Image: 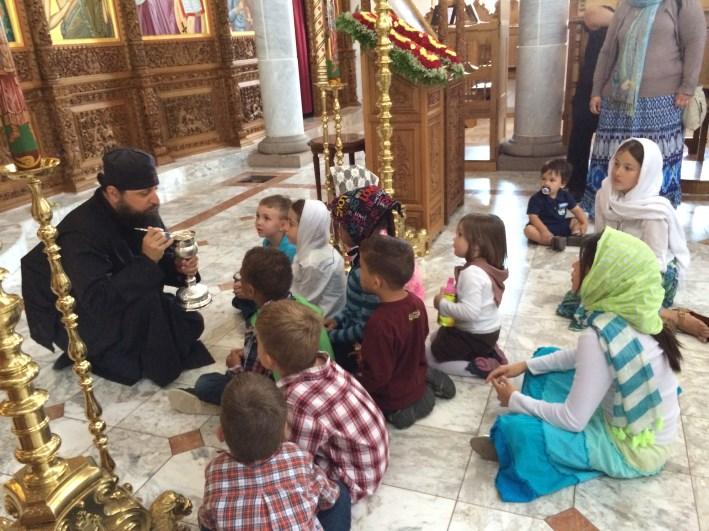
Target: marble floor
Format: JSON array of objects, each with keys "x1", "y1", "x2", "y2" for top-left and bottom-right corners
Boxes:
[{"x1": 1, "y1": 118, "x2": 708, "y2": 530}]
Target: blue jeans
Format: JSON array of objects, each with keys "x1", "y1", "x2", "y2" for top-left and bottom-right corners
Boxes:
[
  {"x1": 193, "y1": 371, "x2": 232, "y2": 405},
  {"x1": 317, "y1": 480, "x2": 351, "y2": 531}
]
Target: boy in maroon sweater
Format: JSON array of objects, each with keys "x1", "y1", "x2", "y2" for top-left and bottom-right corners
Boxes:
[{"x1": 358, "y1": 235, "x2": 456, "y2": 429}]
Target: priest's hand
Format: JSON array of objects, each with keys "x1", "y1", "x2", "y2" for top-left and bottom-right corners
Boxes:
[
  {"x1": 142, "y1": 227, "x2": 173, "y2": 263},
  {"x1": 176, "y1": 256, "x2": 199, "y2": 276}
]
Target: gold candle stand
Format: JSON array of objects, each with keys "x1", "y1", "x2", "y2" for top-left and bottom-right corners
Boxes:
[
  {"x1": 374, "y1": 1, "x2": 430, "y2": 256},
  {"x1": 327, "y1": 80, "x2": 345, "y2": 167},
  {"x1": 0, "y1": 158, "x2": 191, "y2": 529}
]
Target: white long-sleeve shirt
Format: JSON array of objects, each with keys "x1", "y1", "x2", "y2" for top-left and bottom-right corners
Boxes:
[
  {"x1": 509, "y1": 330, "x2": 680, "y2": 445},
  {"x1": 438, "y1": 265, "x2": 500, "y2": 334}
]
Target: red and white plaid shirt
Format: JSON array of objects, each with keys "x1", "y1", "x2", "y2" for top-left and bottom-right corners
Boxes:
[
  {"x1": 198, "y1": 442, "x2": 339, "y2": 531},
  {"x1": 277, "y1": 355, "x2": 390, "y2": 503}
]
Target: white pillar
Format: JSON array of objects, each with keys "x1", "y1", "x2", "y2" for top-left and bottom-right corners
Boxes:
[
  {"x1": 251, "y1": 0, "x2": 309, "y2": 154},
  {"x1": 499, "y1": 0, "x2": 568, "y2": 169}
]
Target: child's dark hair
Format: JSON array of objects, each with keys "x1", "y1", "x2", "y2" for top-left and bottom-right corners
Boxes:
[
  {"x1": 457, "y1": 213, "x2": 507, "y2": 269},
  {"x1": 615, "y1": 139, "x2": 645, "y2": 166},
  {"x1": 240, "y1": 247, "x2": 292, "y2": 301},
  {"x1": 359, "y1": 235, "x2": 414, "y2": 289},
  {"x1": 371, "y1": 211, "x2": 396, "y2": 238},
  {"x1": 259, "y1": 195, "x2": 292, "y2": 218},
  {"x1": 578, "y1": 231, "x2": 682, "y2": 372},
  {"x1": 255, "y1": 300, "x2": 321, "y2": 375},
  {"x1": 291, "y1": 199, "x2": 305, "y2": 222},
  {"x1": 541, "y1": 158, "x2": 573, "y2": 185},
  {"x1": 220, "y1": 372, "x2": 286, "y2": 464}
]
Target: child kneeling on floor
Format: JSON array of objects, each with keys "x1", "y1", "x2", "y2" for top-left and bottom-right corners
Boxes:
[
  {"x1": 198, "y1": 372, "x2": 349, "y2": 531},
  {"x1": 358, "y1": 235, "x2": 456, "y2": 429},
  {"x1": 255, "y1": 300, "x2": 389, "y2": 506},
  {"x1": 167, "y1": 246, "x2": 334, "y2": 414}
]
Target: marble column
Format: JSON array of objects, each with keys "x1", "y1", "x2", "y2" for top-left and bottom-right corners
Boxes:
[
  {"x1": 250, "y1": 0, "x2": 308, "y2": 155},
  {"x1": 499, "y1": 0, "x2": 568, "y2": 170}
]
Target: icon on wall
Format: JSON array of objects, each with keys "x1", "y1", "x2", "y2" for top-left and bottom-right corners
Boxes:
[
  {"x1": 136, "y1": 0, "x2": 209, "y2": 38},
  {"x1": 44, "y1": 0, "x2": 119, "y2": 44},
  {"x1": 228, "y1": 0, "x2": 253, "y2": 35}
]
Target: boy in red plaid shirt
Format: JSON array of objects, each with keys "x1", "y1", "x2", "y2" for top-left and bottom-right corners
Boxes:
[
  {"x1": 198, "y1": 372, "x2": 350, "y2": 531},
  {"x1": 256, "y1": 300, "x2": 389, "y2": 505}
]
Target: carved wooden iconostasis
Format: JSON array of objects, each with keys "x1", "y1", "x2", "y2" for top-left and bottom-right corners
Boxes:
[{"x1": 0, "y1": 0, "x2": 264, "y2": 211}]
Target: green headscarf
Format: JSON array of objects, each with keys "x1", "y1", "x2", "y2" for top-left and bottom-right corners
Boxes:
[{"x1": 579, "y1": 227, "x2": 664, "y2": 334}]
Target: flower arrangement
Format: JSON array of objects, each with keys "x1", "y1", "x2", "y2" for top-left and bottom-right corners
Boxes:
[{"x1": 336, "y1": 10, "x2": 464, "y2": 86}]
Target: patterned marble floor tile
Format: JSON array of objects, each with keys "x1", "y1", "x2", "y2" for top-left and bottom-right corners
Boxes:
[
  {"x1": 34, "y1": 364, "x2": 84, "y2": 407},
  {"x1": 458, "y1": 452, "x2": 574, "y2": 519},
  {"x1": 693, "y1": 475, "x2": 709, "y2": 531},
  {"x1": 87, "y1": 427, "x2": 172, "y2": 492},
  {"x1": 416, "y1": 376, "x2": 491, "y2": 434},
  {"x1": 199, "y1": 415, "x2": 227, "y2": 451},
  {"x1": 51, "y1": 416, "x2": 95, "y2": 460},
  {"x1": 0, "y1": 417, "x2": 22, "y2": 476},
  {"x1": 574, "y1": 472, "x2": 699, "y2": 531},
  {"x1": 136, "y1": 446, "x2": 219, "y2": 527},
  {"x1": 64, "y1": 378, "x2": 160, "y2": 427},
  {"x1": 683, "y1": 415, "x2": 709, "y2": 478},
  {"x1": 678, "y1": 362, "x2": 709, "y2": 420},
  {"x1": 0, "y1": 472, "x2": 12, "y2": 520},
  {"x1": 504, "y1": 314, "x2": 580, "y2": 354},
  {"x1": 516, "y1": 287, "x2": 573, "y2": 319},
  {"x1": 351, "y1": 484, "x2": 455, "y2": 531},
  {"x1": 664, "y1": 416, "x2": 690, "y2": 475},
  {"x1": 524, "y1": 269, "x2": 574, "y2": 293},
  {"x1": 449, "y1": 502, "x2": 552, "y2": 530},
  {"x1": 116, "y1": 389, "x2": 210, "y2": 438},
  {"x1": 382, "y1": 424, "x2": 472, "y2": 500},
  {"x1": 530, "y1": 246, "x2": 580, "y2": 271}
]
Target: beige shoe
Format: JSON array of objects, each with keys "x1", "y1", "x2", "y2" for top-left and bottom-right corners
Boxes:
[{"x1": 167, "y1": 388, "x2": 221, "y2": 415}]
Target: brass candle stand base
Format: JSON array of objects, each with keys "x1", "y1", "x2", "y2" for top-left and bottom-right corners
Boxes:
[{"x1": 0, "y1": 159, "x2": 192, "y2": 530}]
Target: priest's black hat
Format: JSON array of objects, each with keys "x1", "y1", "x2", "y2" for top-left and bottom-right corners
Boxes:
[{"x1": 97, "y1": 148, "x2": 159, "y2": 190}]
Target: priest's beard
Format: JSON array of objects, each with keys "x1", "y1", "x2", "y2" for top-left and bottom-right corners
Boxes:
[{"x1": 114, "y1": 200, "x2": 162, "y2": 228}]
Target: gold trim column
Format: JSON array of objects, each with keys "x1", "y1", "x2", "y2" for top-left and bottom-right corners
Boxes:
[{"x1": 374, "y1": 0, "x2": 395, "y2": 196}]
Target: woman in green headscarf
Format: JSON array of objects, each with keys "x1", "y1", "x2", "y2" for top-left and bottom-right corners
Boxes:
[{"x1": 471, "y1": 228, "x2": 683, "y2": 502}]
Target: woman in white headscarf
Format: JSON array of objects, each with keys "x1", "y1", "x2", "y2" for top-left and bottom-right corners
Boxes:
[
  {"x1": 595, "y1": 137, "x2": 707, "y2": 342},
  {"x1": 286, "y1": 199, "x2": 347, "y2": 319}
]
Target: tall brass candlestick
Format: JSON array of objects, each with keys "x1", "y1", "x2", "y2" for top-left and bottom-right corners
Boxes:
[
  {"x1": 1, "y1": 158, "x2": 115, "y2": 474},
  {"x1": 330, "y1": 81, "x2": 345, "y2": 166},
  {"x1": 313, "y1": 0, "x2": 334, "y2": 199},
  {"x1": 375, "y1": 0, "x2": 395, "y2": 196}
]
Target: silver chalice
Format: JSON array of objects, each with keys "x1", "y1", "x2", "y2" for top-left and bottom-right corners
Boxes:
[{"x1": 172, "y1": 229, "x2": 212, "y2": 311}]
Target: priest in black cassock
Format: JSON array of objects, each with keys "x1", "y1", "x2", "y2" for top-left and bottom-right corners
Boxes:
[{"x1": 21, "y1": 148, "x2": 214, "y2": 386}]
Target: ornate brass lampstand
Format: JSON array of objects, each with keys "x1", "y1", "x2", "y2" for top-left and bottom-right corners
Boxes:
[
  {"x1": 374, "y1": 0, "x2": 429, "y2": 256},
  {"x1": 314, "y1": 0, "x2": 336, "y2": 202},
  {"x1": 0, "y1": 159, "x2": 191, "y2": 529}
]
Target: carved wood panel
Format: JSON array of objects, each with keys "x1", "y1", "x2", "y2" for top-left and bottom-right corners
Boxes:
[{"x1": 1, "y1": 0, "x2": 263, "y2": 211}]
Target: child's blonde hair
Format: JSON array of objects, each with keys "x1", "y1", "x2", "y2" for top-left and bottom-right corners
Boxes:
[
  {"x1": 255, "y1": 300, "x2": 321, "y2": 375},
  {"x1": 457, "y1": 213, "x2": 507, "y2": 269},
  {"x1": 259, "y1": 195, "x2": 292, "y2": 219}
]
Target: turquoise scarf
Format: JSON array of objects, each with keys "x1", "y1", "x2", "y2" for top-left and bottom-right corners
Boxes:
[{"x1": 610, "y1": 0, "x2": 663, "y2": 116}]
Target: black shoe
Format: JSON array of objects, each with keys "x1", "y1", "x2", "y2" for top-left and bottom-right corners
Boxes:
[
  {"x1": 551, "y1": 236, "x2": 567, "y2": 251},
  {"x1": 52, "y1": 352, "x2": 72, "y2": 370},
  {"x1": 426, "y1": 368, "x2": 456, "y2": 399},
  {"x1": 566, "y1": 235, "x2": 584, "y2": 247}
]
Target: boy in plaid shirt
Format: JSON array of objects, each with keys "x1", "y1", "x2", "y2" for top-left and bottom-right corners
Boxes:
[
  {"x1": 256, "y1": 300, "x2": 390, "y2": 504},
  {"x1": 198, "y1": 372, "x2": 349, "y2": 531}
]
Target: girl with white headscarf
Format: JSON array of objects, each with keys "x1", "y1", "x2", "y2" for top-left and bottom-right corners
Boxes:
[
  {"x1": 595, "y1": 137, "x2": 707, "y2": 342},
  {"x1": 286, "y1": 199, "x2": 346, "y2": 319}
]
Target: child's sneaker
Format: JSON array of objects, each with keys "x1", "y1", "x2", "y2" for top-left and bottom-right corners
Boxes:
[
  {"x1": 167, "y1": 388, "x2": 221, "y2": 415},
  {"x1": 426, "y1": 368, "x2": 456, "y2": 399},
  {"x1": 551, "y1": 236, "x2": 566, "y2": 251}
]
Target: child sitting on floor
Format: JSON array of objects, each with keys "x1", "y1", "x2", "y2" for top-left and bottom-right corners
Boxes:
[
  {"x1": 287, "y1": 199, "x2": 347, "y2": 319},
  {"x1": 198, "y1": 372, "x2": 349, "y2": 531},
  {"x1": 429, "y1": 213, "x2": 509, "y2": 378},
  {"x1": 524, "y1": 158, "x2": 588, "y2": 251},
  {"x1": 233, "y1": 194, "x2": 296, "y2": 321},
  {"x1": 167, "y1": 247, "x2": 334, "y2": 414},
  {"x1": 594, "y1": 138, "x2": 707, "y2": 342},
  {"x1": 358, "y1": 235, "x2": 456, "y2": 429},
  {"x1": 327, "y1": 185, "x2": 424, "y2": 373},
  {"x1": 255, "y1": 300, "x2": 389, "y2": 505}
]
